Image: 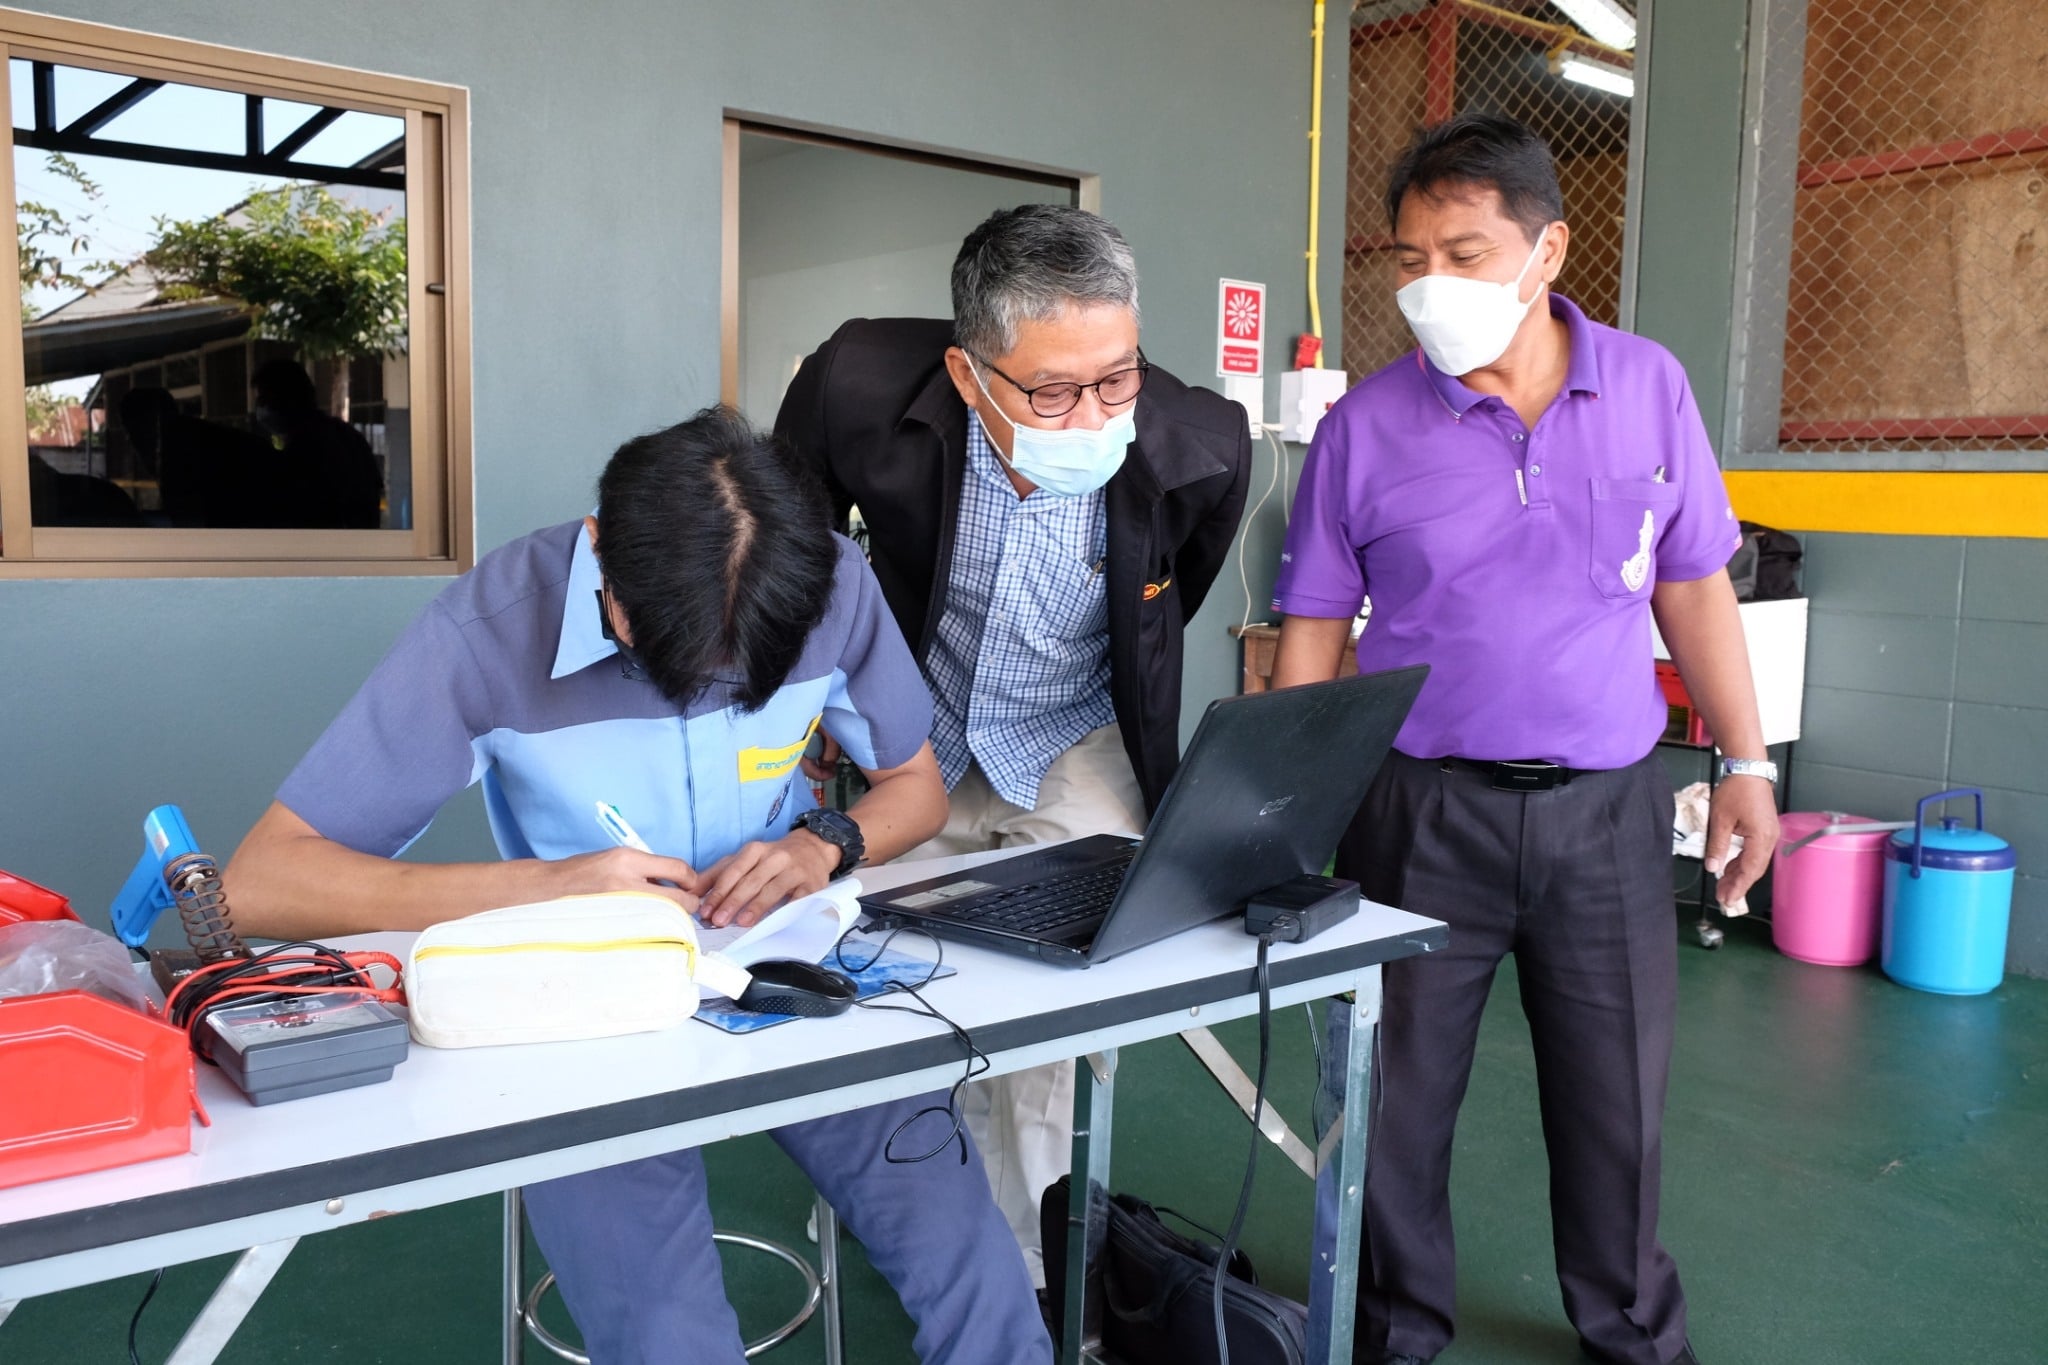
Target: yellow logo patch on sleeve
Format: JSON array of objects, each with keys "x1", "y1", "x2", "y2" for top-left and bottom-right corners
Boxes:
[{"x1": 737, "y1": 715, "x2": 822, "y2": 783}]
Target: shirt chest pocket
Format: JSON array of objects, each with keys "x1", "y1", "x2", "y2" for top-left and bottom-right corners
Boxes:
[
  {"x1": 1021, "y1": 555, "x2": 1110, "y2": 645},
  {"x1": 1588, "y1": 479, "x2": 1683, "y2": 600}
]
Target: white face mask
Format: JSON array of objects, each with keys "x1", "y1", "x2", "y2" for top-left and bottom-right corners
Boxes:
[
  {"x1": 1394, "y1": 229, "x2": 1549, "y2": 376},
  {"x1": 969, "y1": 363, "x2": 1133, "y2": 498}
]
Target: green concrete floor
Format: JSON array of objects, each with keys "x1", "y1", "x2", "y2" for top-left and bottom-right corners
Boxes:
[{"x1": 8, "y1": 915, "x2": 2045, "y2": 1363}]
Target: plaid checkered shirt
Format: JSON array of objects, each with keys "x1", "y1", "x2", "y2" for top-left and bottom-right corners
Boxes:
[{"x1": 923, "y1": 414, "x2": 1116, "y2": 807}]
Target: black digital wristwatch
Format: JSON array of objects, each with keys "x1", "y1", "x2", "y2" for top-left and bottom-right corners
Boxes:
[{"x1": 794, "y1": 808, "x2": 866, "y2": 879}]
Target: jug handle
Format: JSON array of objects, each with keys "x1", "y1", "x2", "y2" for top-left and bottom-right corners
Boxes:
[
  {"x1": 1910, "y1": 788, "x2": 1984, "y2": 880},
  {"x1": 1781, "y1": 821, "x2": 1910, "y2": 856}
]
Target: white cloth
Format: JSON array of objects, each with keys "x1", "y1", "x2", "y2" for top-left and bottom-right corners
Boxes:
[
  {"x1": 901, "y1": 723, "x2": 1145, "y2": 1285},
  {"x1": 1671, "y1": 780, "x2": 1749, "y2": 916}
]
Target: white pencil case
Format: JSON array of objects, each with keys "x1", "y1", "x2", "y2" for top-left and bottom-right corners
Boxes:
[{"x1": 406, "y1": 891, "x2": 702, "y2": 1049}]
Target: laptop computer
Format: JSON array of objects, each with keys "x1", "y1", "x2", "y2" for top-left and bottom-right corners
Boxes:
[{"x1": 858, "y1": 664, "x2": 1428, "y2": 967}]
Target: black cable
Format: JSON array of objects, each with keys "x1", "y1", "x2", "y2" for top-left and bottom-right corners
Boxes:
[
  {"x1": 1212, "y1": 933, "x2": 1275, "y2": 1365},
  {"x1": 832, "y1": 928, "x2": 989, "y2": 1164},
  {"x1": 830, "y1": 922, "x2": 942, "y2": 981},
  {"x1": 165, "y1": 940, "x2": 381, "y2": 1064},
  {"x1": 127, "y1": 1267, "x2": 164, "y2": 1365}
]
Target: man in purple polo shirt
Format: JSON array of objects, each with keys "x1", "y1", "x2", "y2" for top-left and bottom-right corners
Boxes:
[{"x1": 1271, "y1": 115, "x2": 1780, "y2": 1365}]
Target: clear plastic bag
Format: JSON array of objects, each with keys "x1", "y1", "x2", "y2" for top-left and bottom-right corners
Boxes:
[{"x1": 0, "y1": 919, "x2": 151, "y2": 1012}]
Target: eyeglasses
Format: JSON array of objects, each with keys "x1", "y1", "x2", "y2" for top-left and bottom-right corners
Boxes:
[
  {"x1": 595, "y1": 584, "x2": 648, "y2": 682},
  {"x1": 969, "y1": 349, "x2": 1149, "y2": 419}
]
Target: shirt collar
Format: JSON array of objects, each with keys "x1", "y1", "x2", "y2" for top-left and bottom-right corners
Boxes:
[
  {"x1": 965, "y1": 412, "x2": 1024, "y2": 494},
  {"x1": 550, "y1": 515, "x2": 615, "y2": 680},
  {"x1": 1419, "y1": 292, "x2": 1604, "y2": 417}
]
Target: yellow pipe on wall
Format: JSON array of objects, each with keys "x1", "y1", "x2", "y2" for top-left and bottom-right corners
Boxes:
[
  {"x1": 1305, "y1": 0, "x2": 1326, "y2": 361},
  {"x1": 1724, "y1": 471, "x2": 2048, "y2": 538}
]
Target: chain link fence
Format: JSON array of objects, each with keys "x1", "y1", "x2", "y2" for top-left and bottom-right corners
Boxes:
[
  {"x1": 1343, "y1": 1, "x2": 1636, "y2": 384},
  {"x1": 1774, "y1": 0, "x2": 2048, "y2": 454}
]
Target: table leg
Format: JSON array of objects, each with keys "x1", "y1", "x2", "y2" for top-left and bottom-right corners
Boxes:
[
  {"x1": 161, "y1": 1239, "x2": 297, "y2": 1365},
  {"x1": 816, "y1": 1195, "x2": 843, "y2": 1365},
  {"x1": 503, "y1": 1188, "x2": 525, "y2": 1365},
  {"x1": 1060, "y1": 1048, "x2": 1116, "y2": 1365},
  {"x1": 1179, "y1": 1026, "x2": 1317, "y2": 1179},
  {"x1": 1307, "y1": 969, "x2": 1381, "y2": 1365}
]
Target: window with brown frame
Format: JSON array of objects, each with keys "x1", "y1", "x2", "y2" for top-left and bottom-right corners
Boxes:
[{"x1": 0, "y1": 8, "x2": 470, "y2": 577}]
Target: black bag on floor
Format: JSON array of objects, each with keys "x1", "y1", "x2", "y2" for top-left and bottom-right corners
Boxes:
[
  {"x1": 1727, "y1": 521, "x2": 1804, "y2": 600},
  {"x1": 1039, "y1": 1175, "x2": 1309, "y2": 1365}
]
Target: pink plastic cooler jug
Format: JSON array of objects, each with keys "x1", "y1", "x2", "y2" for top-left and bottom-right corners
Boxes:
[{"x1": 1771, "y1": 812, "x2": 1902, "y2": 966}]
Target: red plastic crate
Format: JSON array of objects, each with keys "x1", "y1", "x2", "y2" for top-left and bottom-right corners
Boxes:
[{"x1": 1655, "y1": 661, "x2": 1711, "y2": 747}]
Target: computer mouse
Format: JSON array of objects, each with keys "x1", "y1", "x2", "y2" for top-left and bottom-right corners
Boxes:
[{"x1": 735, "y1": 959, "x2": 858, "y2": 1017}]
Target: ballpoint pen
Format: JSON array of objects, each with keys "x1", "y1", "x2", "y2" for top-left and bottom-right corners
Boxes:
[{"x1": 594, "y1": 801, "x2": 653, "y2": 853}]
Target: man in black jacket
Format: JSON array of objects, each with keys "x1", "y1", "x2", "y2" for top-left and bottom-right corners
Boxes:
[{"x1": 775, "y1": 204, "x2": 1250, "y2": 1284}]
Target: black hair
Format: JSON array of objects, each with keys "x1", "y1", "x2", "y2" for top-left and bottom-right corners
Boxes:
[
  {"x1": 594, "y1": 405, "x2": 836, "y2": 712},
  {"x1": 1384, "y1": 112, "x2": 1564, "y2": 243},
  {"x1": 251, "y1": 358, "x2": 318, "y2": 413}
]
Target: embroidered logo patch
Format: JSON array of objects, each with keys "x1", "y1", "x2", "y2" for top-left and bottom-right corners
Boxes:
[
  {"x1": 737, "y1": 715, "x2": 821, "y2": 783},
  {"x1": 1620, "y1": 510, "x2": 1654, "y2": 593},
  {"x1": 1142, "y1": 576, "x2": 1173, "y2": 602}
]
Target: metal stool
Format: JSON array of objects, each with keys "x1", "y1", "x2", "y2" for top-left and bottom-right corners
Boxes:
[{"x1": 503, "y1": 1188, "x2": 845, "y2": 1363}]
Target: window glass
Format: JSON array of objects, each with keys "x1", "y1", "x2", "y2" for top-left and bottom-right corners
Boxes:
[{"x1": 15, "y1": 59, "x2": 411, "y2": 531}]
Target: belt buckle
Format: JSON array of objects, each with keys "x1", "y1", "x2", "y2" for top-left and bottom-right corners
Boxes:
[{"x1": 1491, "y1": 761, "x2": 1559, "y2": 793}]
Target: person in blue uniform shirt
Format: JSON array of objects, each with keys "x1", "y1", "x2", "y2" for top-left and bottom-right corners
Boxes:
[{"x1": 226, "y1": 406, "x2": 1050, "y2": 1364}]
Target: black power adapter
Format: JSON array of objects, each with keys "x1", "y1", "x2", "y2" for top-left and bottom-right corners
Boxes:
[{"x1": 1244, "y1": 872, "x2": 1360, "y2": 943}]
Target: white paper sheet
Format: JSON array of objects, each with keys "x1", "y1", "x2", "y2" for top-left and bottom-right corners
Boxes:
[{"x1": 692, "y1": 879, "x2": 864, "y2": 998}]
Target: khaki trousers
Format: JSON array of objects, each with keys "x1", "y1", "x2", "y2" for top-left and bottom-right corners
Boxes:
[{"x1": 901, "y1": 724, "x2": 1146, "y2": 1286}]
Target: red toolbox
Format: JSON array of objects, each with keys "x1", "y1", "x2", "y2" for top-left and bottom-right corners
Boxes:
[
  {"x1": 0, "y1": 869, "x2": 79, "y2": 928},
  {"x1": 0, "y1": 871, "x2": 203, "y2": 1190}
]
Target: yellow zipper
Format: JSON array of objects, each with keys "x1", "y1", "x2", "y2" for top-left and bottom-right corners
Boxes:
[{"x1": 416, "y1": 936, "x2": 698, "y2": 968}]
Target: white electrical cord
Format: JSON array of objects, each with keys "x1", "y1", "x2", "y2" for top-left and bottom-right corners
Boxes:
[
  {"x1": 1236, "y1": 424, "x2": 1291, "y2": 634},
  {"x1": 1265, "y1": 425, "x2": 1292, "y2": 528}
]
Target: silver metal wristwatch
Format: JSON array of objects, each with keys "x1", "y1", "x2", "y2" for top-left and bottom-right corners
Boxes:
[{"x1": 1718, "y1": 757, "x2": 1779, "y2": 784}]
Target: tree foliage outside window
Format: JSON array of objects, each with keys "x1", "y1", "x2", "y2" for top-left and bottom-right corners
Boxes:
[
  {"x1": 145, "y1": 184, "x2": 407, "y2": 418},
  {"x1": 17, "y1": 152, "x2": 111, "y2": 436}
]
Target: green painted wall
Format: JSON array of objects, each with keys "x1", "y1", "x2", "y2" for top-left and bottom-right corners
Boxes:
[
  {"x1": 1629, "y1": 0, "x2": 1751, "y2": 444},
  {"x1": 0, "y1": 0, "x2": 1342, "y2": 923},
  {"x1": 734, "y1": 139, "x2": 1068, "y2": 443}
]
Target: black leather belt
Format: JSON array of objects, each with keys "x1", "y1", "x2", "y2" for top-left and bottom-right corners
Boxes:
[{"x1": 1438, "y1": 757, "x2": 1591, "y2": 792}]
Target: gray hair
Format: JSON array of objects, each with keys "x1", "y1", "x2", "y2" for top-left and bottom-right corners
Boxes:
[{"x1": 951, "y1": 204, "x2": 1140, "y2": 359}]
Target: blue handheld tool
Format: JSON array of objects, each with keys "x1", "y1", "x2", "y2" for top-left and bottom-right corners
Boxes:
[{"x1": 111, "y1": 804, "x2": 248, "y2": 962}]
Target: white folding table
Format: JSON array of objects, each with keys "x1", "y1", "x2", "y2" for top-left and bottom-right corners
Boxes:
[{"x1": 0, "y1": 848, "x2": 1445, "y2": 1364}]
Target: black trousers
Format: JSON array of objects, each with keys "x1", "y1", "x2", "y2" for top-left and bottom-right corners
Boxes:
[{"x1": 1340, "y1": 750, "x2": 1687, "y2": 1365}]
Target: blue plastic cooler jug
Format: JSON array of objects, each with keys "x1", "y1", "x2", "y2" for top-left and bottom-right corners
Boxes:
[{"x1": 1881, "y1": 788, "x2": 2016, "y2": 996}]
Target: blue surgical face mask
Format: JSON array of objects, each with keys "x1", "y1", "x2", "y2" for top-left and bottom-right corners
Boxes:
[{"x1": 970, "y1": 362, "x2": 1133, "y2": 498}]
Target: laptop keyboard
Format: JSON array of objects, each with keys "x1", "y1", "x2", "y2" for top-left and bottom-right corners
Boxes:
[{"x1": 946, "y1": 854, "x2": 1136, "y2": 937}]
